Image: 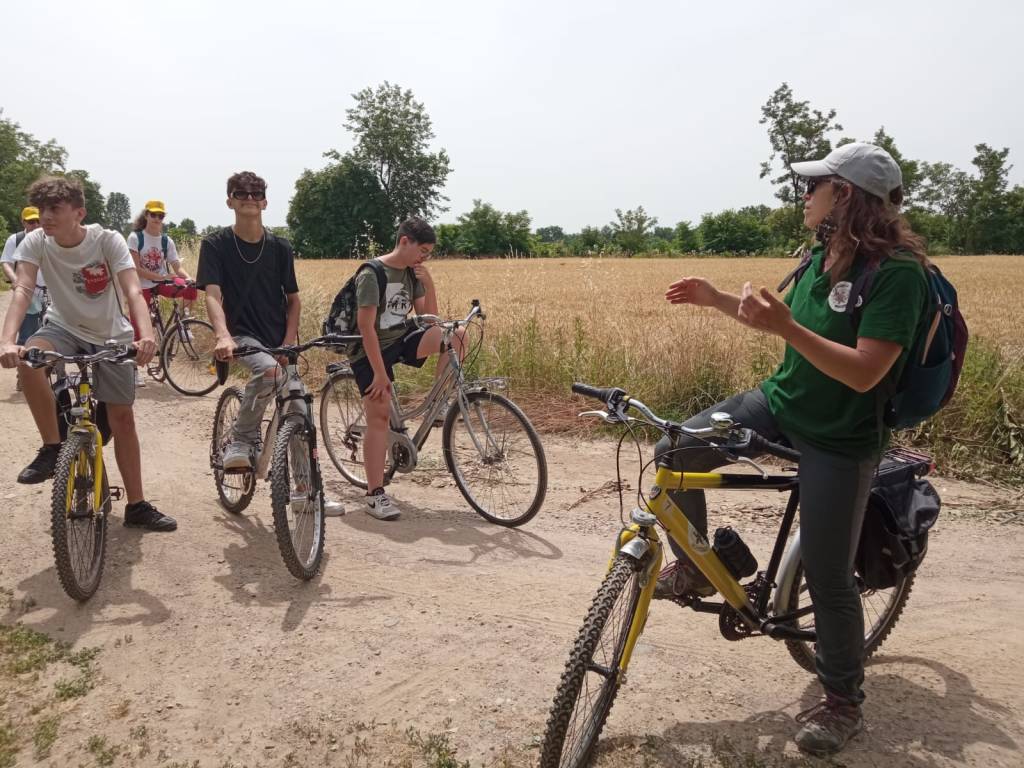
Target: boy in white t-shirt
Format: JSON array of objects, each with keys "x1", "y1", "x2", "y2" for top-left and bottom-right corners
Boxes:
[
  {"x1": 0, "y1": 176, "x2": 177, "y2": 532},
  {"x1": 1, "y1": 206, "x2": 46, "y2": 390}
]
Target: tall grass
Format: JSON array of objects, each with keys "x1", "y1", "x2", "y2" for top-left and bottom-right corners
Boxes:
[{"x1": 179, "y1": 247, "x2": 1024, "y2": 481}]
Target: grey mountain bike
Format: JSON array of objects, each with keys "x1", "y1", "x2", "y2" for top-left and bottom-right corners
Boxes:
[{"x1": 319, "y1": 300, "x2": 548, "y2": 527}]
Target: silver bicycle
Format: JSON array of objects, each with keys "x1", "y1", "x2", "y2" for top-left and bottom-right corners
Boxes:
[{"x1": 319, "y1": 300, "x2": 548, "y2": 527}]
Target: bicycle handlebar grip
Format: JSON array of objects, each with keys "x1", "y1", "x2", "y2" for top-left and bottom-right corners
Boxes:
[
  {"x1": 748, "y1": 431, "x2": 801, "y2": 463},
  {"x1": 571, "y1": 382, "x2": 618, "y2": 403}
]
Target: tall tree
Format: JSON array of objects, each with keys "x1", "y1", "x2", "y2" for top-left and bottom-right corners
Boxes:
[
  {"x1": 871, "y1": 127, "x2": 922, "y2": 204},
  {"x1": 759, "y1": 83, "x2": 842, "y2": 241},
  {"x1": 67, "y1": 170, "x2": 108, "y2": 227},
  {"x1": 455, "y1": 200, "x2": 532, "y2": 255},
  {"x1": 105, "y1": 191, "x2": 131, "y2": 234},
  {"x1": 0, "y1": 110, "x2": 68, "y2": 229},
  {"x1": 535, "y1": 225, "x2": 565, "y2": 243},
  {"x1": 611, "y1": 206, "x2": 657, "y2": 253},
  {"x1": 963, "y1": 143, "x2": 1013, "y2": 253},
  {"x1": 341, "y1": 82, "x2": 452, "y2": 223},
  {"x1": 287, "y1": 156, "x2": 394, "y2": 258}
]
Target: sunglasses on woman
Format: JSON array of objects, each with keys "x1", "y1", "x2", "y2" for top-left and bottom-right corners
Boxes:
[
  {"x1": 148, "y1": 212, "x2": 165, "y2": 219},
  {"x1": 231, "y1": 189, "x2": 266, "y2": 201}
]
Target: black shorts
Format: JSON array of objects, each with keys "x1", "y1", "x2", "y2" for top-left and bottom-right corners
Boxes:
[{"x1": 351, "y1": 325, "x2": 429, "y2": 396}]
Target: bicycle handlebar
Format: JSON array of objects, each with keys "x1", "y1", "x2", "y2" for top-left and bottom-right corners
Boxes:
[
  {"x1": 571, "y1": 380, "x2": 802, "y2": 463},
  {"x1": 231, "y1": 334, "x2": 360, "y2": 360},
  {"x1": 23, "y1": 344, "x2": 137, "y2": 368},
  {"x1": 414, "y1": 300, "x2": 484, "y2": 331}
]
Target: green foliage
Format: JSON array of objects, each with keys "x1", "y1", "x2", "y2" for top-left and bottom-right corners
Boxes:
[
  {"x1": 177, "y1": 217, "x2": 197, "y2": 236},
  {"x1": 0, "y1": 214, "x2": 8, "y2": 243},
  {"x1": 105, "y1": 191, "x2": 131, "y2": 234},
  {"x1": 698, "y1": 207, "x2": 772, "y2": 253},
  {"x1": 673, "y1": 220, "x2": 700, "y2": 252},
  {"x1": 0, "y1": 110, "x2": 68, "y2": 230},
  {"x1": 287, "y1": 156, "x2": 394, "y2": 259},
  {"x1": 66, "y1": 169, "x2": 108, "y2": 227},
  {"x1": 434, "y1": 223, "x2": 461, "y2": 255},
  {"x1": 454, "y1": 199, "x2": 531, "y2": 255},
  {"x1": 342, "y1": 81, "x2": 452, "y2": 223},
  {"x1": 611, "y1": 206, "x2": 657, "y2": 253},
  {"x1": 759, "y1": 82, "x2": 842, "y2": 234},
  {"x1": 535, "y1": 225, "x2": 565, "y2": 243}
]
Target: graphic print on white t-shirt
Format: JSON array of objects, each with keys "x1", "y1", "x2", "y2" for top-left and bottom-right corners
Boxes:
[
  {"x1": 128, "y1": 231, "x2": 177, "y2": 289},
  {"x1": 73, "y1": 261, "x2": 113, "y2": 298},
  {"x1": 379, "y1": 281, "x2": 412, "y2": 330}
]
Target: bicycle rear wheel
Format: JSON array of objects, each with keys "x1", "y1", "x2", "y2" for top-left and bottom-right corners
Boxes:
[
  {"x1": 212, "y1": 386, "x2": 255, "y2": 514},
  {"x1": 162, "y1": 318, "x2": 218, "y2": 396},
  {"x1": 319, "y1": 371, "x2": 392, "y2": 488},
  {"x1": 782, "y1": 556, "x2": 915, "y2": 673},
  {"x1": 540, "y1": 554, "x2": 643, "y2": 768},
  {"x1": 442, "y1": 391, "x2": 547, "y2": 526},
  {"x1": 51, "y1": 431, "x2": 110, "y2": 602},
  {"x1": 270, "y1": 416, "x2": 326, "y2": 580}
]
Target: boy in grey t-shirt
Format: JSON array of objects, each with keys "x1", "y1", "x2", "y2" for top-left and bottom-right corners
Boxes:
[
  {"x1": 0, "y1": 176, "x2": 177, "y2": 532},
  {"x1": 351, "y1": 218, "x2": 466, "y2": 521}
]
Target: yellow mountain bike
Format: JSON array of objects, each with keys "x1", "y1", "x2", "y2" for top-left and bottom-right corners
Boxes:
[
  {"x1": 23, "y1": 345, "x2": 135, "y2": 602},
  {"x1": 540, "y1": 383, "x2": 920, "y2": 768}
]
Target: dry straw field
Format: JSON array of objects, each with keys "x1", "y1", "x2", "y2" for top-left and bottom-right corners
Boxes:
[{"x1": 181, "y1": 250, "x2": 1024, "y2": 477}]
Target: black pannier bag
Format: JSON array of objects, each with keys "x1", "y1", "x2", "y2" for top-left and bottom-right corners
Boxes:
[{"x1": 856, "y1": 448, "x2": 941, "y2": 590}]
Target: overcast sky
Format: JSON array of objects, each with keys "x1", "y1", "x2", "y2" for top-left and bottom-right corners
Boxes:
[{"x1": 2, "y1": 0, "x2": 1021, "y2": 231}]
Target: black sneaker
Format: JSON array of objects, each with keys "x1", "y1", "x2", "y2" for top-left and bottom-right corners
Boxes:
[
  {"x1": 17, "y1": 444, "x2": 61, "y2": 484},
  {"x1": 124, "y1": 501, "x2": 177, "y2": 532}
]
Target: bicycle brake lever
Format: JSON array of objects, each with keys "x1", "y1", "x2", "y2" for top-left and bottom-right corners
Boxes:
[
  {"x1": 732, "y1": 455, "x2": 769, "y2": 479},
  {"x1": 578, "y1": 410, "x2": 620, "y2": 424}
]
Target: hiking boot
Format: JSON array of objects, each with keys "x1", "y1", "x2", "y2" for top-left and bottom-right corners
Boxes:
[
  {"x1": 365, "y1": 488, "x2": 399, "y2": 521},
  {"x1": 123, "y1": 501, "x2": 177, "y2": 532},
  {"x1": 222, "y1": 441, "x2": 254, "y2": 471},
  {"x1": 653, "y1": 557, "x2": 716, "y2": 600},
  {"x1": 17, "y1": 444, "x2": 61, "y2": 484},
  {"x1": 794, "y1": 693, "x2": 864, "y2": 756}
]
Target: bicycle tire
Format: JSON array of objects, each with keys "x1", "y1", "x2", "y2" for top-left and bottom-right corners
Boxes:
[
  {"x1": 212, "y1": 386, "x2": 255, "y2": 514},
  {"x1": 270, "y1": 415, "x2": 326, "y2": 580},
  {"x1": 540, "y1": 554, "x2": 643, "y2": 768},
  {"x1": 441, "y1": 391, "x2": 547, "y2": 527},
  {"x1": 162, "y1": 318, "x2": 219, "y2": 396},
  {"x1": 782, "y1": 557, "x2": 916, "y2": 673},
  {"x1": 319, "y1": 371, "x2": 390, "y2": 489},
  {"x1": 51, "y1": 431, "x2": 110, "y2": 602}
]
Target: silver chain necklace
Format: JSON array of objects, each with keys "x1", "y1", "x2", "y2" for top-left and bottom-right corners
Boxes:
[{"x1": 233, "y1": 228, "x2": 266, "y2": 265}]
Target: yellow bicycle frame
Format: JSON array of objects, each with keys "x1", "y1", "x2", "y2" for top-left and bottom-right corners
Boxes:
[
  {"x1": 62, "y1": 378, "x2": 106, "y2": 515},
  {"x1": 612, "y1": 465, "x2": 766, "y2": 677}
]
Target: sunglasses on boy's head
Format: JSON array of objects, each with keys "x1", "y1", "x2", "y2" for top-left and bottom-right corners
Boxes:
[
  {"x1": 231, "y1": 188, "x2": 266, "y2": 201},
  {"x1": 148, "y1": 211, "x2": 165, "y2": 220}
]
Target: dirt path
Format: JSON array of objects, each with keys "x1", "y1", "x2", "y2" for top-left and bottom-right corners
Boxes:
[{"x1": 0, "y1": 330, "x2": 1021, "y2": 766}]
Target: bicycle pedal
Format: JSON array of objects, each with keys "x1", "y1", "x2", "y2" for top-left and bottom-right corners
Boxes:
[{"x1": 109, "y1": 486, "x2": 124, "y2": 501}]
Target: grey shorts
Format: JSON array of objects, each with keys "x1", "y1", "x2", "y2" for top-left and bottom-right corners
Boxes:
[{"x1": 26, "y1": 322, "x2": 136, "y2": 405}]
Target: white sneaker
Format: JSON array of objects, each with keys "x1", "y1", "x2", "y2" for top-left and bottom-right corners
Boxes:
[
  {"x1": 222, "y1": 441, "x2": 254, "y2": 471},
  {"x1": 365, "y1": 488, "x2": 399, "y2": 521},
  {"x1": 134, "y1": 368, "x2": 146, "y2": 388},
  {"x1": 324, "y1": 497, "x2": 346, "y2": 517}
]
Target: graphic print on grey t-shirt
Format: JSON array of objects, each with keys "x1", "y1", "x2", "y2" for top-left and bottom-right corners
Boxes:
[
  {"x1": 380, "y1": 283, "x2": 412, "y2": 329},
  {"x1": 73, "y1": 261, "x2": 113, "y2": 298}
]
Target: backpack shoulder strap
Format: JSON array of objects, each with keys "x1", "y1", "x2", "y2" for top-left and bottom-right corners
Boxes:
[
  {"x1": 365, "y1": 259, "x2": 388, "y2": 304},
  {"x1": 131, "y1": 230, "x2": 144, "y2": 253},
  {"x1": 161, "y1": 234, "x2": 169, "y2": 259},
  {"x1": 845, "y1": 255, "x2": 889, "y2": 323},
  {"x1": 15, "y1": 231, "x2": 26, "y2": 248},
  {"x1": 777, "y1": 247, "x2": 814, "y2": 293}
]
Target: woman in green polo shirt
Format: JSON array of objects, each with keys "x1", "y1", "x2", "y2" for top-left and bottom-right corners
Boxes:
[{"x1": 654, "y1": 143, "x2": 928, "y2": 756}]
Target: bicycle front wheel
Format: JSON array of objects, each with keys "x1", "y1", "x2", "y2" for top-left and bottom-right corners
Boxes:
[
  {"x1": 782, "y1": 556, "x2": 916, "y2": 673},
  {"x1": 319, "y1": 371, "x2": 392, "y2": 488},
  {"x1": 51, "y1": 431, "x2": 110, "y2": 602},
  {"x1": 270, "y1": 416, "x2": 326, "y2": 580},
  {"x1": 442, "y1": 391, "x2": 547, "y2": 526},
  {"x1": 212, "y1": 386, "x2": 255, "y2": 514},
  {"x1": 540, "y1": 554, "x2": 643, "y2": 768},
  {"x1": 162, "y1": 318, "x2": 219, "y2": 396}
]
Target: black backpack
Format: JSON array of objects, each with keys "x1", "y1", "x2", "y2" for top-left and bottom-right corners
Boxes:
[
  {"x1": 856, "y1": 448, "x2": 941, "y2": 590},
  {"x1": 322, "y1": 260, "x2": 389, "y2": 354}
]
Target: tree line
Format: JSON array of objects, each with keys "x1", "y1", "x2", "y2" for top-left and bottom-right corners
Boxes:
[{"x1": 3, "y1": 82, "x2": 1022, "y2": 258}]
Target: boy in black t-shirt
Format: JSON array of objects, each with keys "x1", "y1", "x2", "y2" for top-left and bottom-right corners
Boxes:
[{"x1": 196, "y1": 171, "x2": 343, "y2": 515}]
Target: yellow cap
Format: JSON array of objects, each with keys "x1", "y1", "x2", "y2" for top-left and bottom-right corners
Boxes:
[
  {"x1": 21, "y1": 206, "x2": 40, "y2": 221},
  {"x1": 144, "y1": 200, "x2": 167, "y2": 214}
]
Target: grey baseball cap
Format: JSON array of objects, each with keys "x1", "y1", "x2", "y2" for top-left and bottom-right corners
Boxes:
[{"x1": 791, "y1": 142, "x2": 903, "y2": 202}]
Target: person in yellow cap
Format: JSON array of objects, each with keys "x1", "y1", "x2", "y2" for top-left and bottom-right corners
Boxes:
[
  {"x1": 127, "y1": 200, "x2": 197, "y2": 387},
  {"x1": 1, "y1": 207, "x2": 47, "y2": 390}
]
